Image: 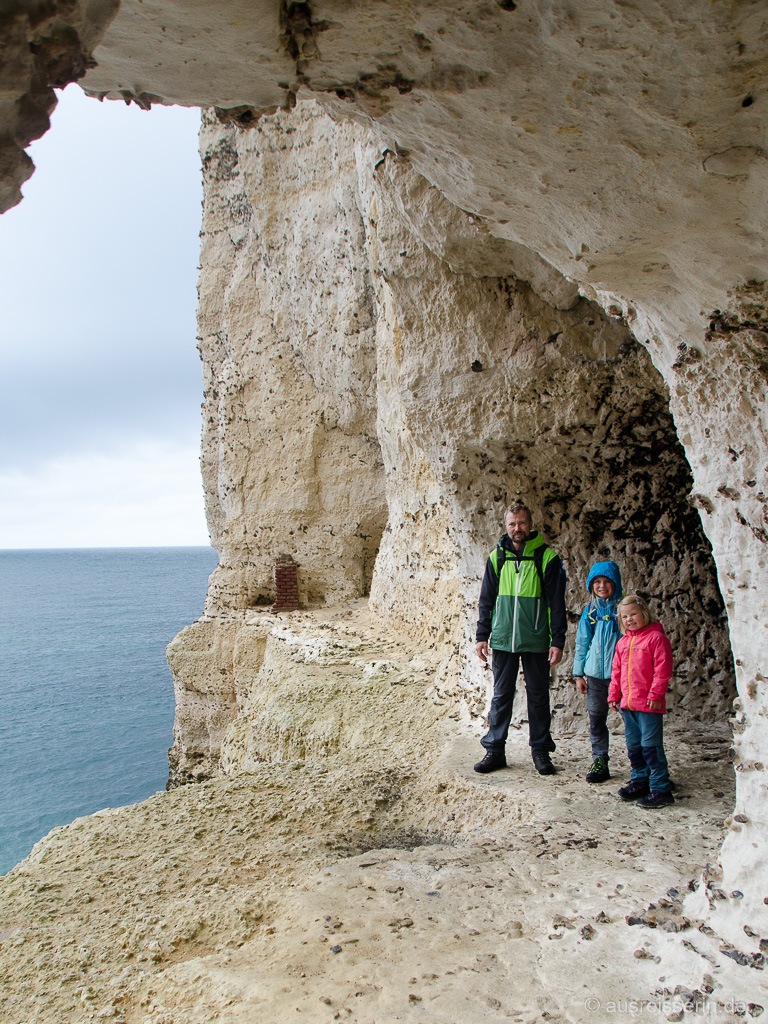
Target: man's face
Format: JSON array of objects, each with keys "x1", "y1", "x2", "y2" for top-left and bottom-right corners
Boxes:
[{"x1": 505, "y1": 511, "x2": 532, "y2": 545}]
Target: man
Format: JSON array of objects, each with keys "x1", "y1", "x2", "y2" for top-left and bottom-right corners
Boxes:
[{"x1": 474, "y1": 502, "x2": 567, "y2": 775}]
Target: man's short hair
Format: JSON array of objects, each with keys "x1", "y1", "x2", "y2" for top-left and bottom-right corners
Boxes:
[{"x1": 504, "y1": 502, "x2": 532, "y2": 522}]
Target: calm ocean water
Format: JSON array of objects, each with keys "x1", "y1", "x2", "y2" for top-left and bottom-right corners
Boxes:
[{"x1": 0, "y1": 546, "x2": 219, "y2": 875}]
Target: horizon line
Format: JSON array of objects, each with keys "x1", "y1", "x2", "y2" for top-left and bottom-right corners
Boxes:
[{"x1": 0, "y1": 544, "x2": 216, "y2": 552}]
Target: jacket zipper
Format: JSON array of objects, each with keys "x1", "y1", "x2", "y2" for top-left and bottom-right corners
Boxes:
[
  {"x1": 512, "y1": 560, "x2": 521, "y2": 650},
  {"x1": 627, "y1": 635, "x2": 635, "y2": 709}
]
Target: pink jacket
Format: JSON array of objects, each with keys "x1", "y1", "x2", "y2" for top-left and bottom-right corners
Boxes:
[{"x1": 608, "y1": 622, "x2": 672, "y2": 713}]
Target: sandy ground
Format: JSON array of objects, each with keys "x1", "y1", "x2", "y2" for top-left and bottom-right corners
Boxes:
[{"x1": 0, "y1": 605, "x2": 761, "y2": 1023}]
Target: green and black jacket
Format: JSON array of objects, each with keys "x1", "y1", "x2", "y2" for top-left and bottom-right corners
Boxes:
[{"x1": 476, "y1": 531, "x2": 567, "y2": 652}]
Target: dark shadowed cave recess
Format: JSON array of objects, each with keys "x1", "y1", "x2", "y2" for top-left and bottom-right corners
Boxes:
[{"x1": 394, "y1": 271, "x2": 737, "y2": 725}]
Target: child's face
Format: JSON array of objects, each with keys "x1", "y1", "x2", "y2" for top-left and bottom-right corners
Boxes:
[
  {"x1": 591, "y1": 576, "x2": 614, "y2": 599},
  {"x1": 620, "y1": 603, "x2": 645, "y2": 631}
]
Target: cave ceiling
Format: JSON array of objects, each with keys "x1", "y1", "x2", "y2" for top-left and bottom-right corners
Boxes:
[{"x1": 7, "y1": 0, "x2": 767, "y2": 336}]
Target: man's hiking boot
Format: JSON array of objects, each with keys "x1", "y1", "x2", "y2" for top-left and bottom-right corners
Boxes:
[
  {"x1": 618, "y1": 778, "x2": 650, "y2": 801},
  {"x1": 586, "y1": 756, "x2": 610, "y2": 783},
  {"x1": 474, "y1": 750, "x2": 507, "y2": 774},
  {"x1": 637, "y1": 790, "x2": 675, "y2": 809},
  {"x1": 532, "y1": 750, "x2": 555, "y2": 776}
]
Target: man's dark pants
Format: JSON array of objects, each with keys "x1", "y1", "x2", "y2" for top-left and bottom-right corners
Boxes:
[{"x1": 481, "y1": 648, "x2": 555, "y2": 754}]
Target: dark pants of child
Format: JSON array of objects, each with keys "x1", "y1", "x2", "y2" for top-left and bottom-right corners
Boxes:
[
  {"x1": 481, "y1": 649, "x2": 555, "y2": 754},
  {"x1": 585, "y1": 676, "x2": 610, "y2": 760},
  {"x1": 620, "y1": 709, "x2": 671, "y2": 793}
]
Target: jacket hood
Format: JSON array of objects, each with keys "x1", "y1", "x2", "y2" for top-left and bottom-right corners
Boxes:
[{"x1": 586, "y1": 560, "x2": 622, "y2": 598}]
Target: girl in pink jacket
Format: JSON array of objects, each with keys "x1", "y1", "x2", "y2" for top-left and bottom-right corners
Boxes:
[{"x1": 608, "y1": 595, "x2": 674, "y2": 808}]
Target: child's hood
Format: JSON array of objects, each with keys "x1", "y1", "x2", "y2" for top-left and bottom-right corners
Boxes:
[{"x1": 586, "y1": 560, "x2": 622, "y2": 598}]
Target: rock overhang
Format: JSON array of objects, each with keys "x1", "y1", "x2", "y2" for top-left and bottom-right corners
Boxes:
[
  {"x1": 73, "y1": 0, "x2": 767, "y2": 316},
  {"x1": 8, "y1": 2, "x2": 768, "y2": 318}
]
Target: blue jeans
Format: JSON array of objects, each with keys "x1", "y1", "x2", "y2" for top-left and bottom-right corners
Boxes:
[{"x1": 620, "y1": 709, "x2": 671, "y2": 793}]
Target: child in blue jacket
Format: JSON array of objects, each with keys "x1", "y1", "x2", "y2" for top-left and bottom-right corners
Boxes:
[{"x1": 573, "y1": 560, "x2": 622, "y2": 783}]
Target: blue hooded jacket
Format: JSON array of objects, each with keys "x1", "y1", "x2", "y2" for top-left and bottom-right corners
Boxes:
[{"x1": 572, "y1": 560, "x2": 623, "y2": 679}]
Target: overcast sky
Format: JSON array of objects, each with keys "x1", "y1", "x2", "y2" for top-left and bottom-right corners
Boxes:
[{"x1": 0, "y1": 84, "x2": 209, "y2": 548}]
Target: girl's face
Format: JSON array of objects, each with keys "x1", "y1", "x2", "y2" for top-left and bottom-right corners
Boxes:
[
  {"x1": 592, "y1": 576, "x2": 614, "y2": 599},
  {"x1": 620, "y1": 603, "x2": 645, "y2": 632}
]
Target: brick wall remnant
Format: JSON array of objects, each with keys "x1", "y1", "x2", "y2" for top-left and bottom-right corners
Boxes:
[{"x1": 272, "y1": 554, "x2": 299, "y2": 611}]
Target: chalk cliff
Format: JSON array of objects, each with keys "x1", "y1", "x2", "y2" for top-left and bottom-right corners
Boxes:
[
  {"x1": 1, "y1": 2, "x2": 767, "y2": 1020},
  {"x1": 169, "y1": 100, "x2": 735, "y2": 791}
]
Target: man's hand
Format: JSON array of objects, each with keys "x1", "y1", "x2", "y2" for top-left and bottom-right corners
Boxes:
[
  {"x1": 548, "y1": 647, "x2": 563, "y2": 666},
  {"x1": 647, "y1": 698, "x2": 663, "y2": 711},
  {"x1": 575, "y1": 676, "x2": 588, "y2": 695},
  {"x1": 608, "y1": 700, "x2": 620, "y2": 711},
  {"x1": 476, "y1": 641, "x2": 489, "y2": 664}
]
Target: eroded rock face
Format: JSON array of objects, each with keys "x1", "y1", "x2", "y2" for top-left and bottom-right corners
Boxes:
[
  {"x1": 74, "y1": 2, "x2": 768, "y2": 326},
  {"x1": 169, "y1": 102, "x2": 735, "y2": 794},
  {"x1": 364, "y1": 150, "x2": 735, "y2": 729},
  {"x1": 198, "y1": 108, "x2": 386, "y2": 614}
]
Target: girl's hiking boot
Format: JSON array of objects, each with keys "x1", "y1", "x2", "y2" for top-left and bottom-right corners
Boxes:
[
  {"x1": 637, "y1": 790, "x2": 675, "y2": 809},
  {"x1": 586, "y1": 756, "x2": 610, "y2": 783},
  {"x1": 618, "y1": 778, "x2": 650, "y2": 801}
]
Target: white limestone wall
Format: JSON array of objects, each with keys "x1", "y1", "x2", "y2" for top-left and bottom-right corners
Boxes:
[
  {"x1": 176, "y1": 100, "x2": 737, "y2": 792},
  {"x1": 197, "y1": 107, "x2": 387, "y2": 615}
]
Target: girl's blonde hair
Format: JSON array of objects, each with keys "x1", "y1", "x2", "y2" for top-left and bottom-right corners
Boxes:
[{"x1": 617, "y1": 594, "x2": 657, "y2": 634}]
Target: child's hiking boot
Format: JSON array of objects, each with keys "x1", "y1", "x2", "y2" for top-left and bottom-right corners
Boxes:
[
  {"x1": 636, "y1": 789, "x2": 675, "y2": 809},
  {"x1": 586, "y1": 756, "x2": 610, "y2": 784},
  {"x1": 618, "y1": 778, "x2": 650, "y2": 801}
]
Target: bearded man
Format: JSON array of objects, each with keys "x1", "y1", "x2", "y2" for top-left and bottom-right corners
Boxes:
[{"x1": 474, "y1": 502, "x2": 567, "y2": 775}]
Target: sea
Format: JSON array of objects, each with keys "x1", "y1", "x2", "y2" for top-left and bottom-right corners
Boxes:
[{"x1": 0, "y1": 546, "x2": 219, "y2": 875}]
